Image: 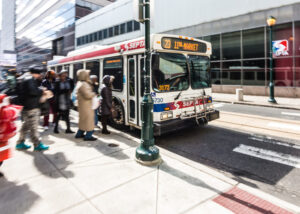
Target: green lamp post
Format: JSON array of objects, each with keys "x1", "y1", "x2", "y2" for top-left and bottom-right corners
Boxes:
[
  {"x1": 135, "y1": 0, "x2": 161, "y2": 165},
  {"x1": 267, "y1": 16, "x2": 277, "y2": 104}
]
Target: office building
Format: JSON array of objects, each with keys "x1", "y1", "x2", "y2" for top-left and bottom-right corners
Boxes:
[
  {"x1": 75, "y1": 0, "x2": 300, "y2": 97},
  {"x1": 15, "y1": 0, "x2": 115, "y2": 71}
]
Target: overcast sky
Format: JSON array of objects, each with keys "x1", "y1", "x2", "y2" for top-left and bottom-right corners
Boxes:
[{"x1": 0, "y1": 0, "x2": 2, "y2": 30}]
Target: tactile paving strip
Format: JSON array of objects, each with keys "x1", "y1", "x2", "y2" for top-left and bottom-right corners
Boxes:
[{"x1": 213, "y1": 187, "x2": 293, "y2": 214}]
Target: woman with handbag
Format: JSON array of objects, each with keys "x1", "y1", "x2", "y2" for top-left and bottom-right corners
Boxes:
[
  {"x1": 75, "y1": 69, "x2": 97, "y2": 141},
  {"x1": 41, "y1": 70, "x2": 56, "y2": 130}
]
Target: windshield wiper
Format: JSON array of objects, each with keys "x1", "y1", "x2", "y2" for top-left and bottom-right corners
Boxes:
[{"x1": 174, "y1": 90, "x2": 183, "y2": 100}]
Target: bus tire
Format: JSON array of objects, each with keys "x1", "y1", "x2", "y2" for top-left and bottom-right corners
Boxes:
[{"x1": 109, "y1": 97, "x2": 126, "y2": 130}]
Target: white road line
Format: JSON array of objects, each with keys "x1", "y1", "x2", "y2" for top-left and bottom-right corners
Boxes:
[
  {"x1": 249, "y1": 136, "x2": 300, "y2": 150},
  {"x1": 281, "y1": 112, "x2": 300, "y2": 117},
  {"x1": 213, "y1": 103, "x2": 225, "y2": 108},
  {"x1": 233, "y1": 144, "x2": 300, "y2": 168},
  {"x1": 268, "y1": 122, "x2": 300, "y2": 132}
]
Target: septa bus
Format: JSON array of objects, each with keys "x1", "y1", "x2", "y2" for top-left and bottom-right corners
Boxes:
[{"x1": 47, "y1": 34, "x2": 219, "y2": 136}]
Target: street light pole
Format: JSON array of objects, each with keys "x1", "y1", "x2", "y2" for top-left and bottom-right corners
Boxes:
[
  {"x1": 135, "y1": 0, "x2": 161, "y2": 165},
  {"x1": 267, "y1": 16, "x2": 277, "y2": 104}
]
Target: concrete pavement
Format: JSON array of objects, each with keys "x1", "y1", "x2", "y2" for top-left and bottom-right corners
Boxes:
[
  {"x1": 0, "y1": 113, "x2": 299, "y2": 214},
  {"x1": 213, "y1": 93, "x2": 300, "y2": 110}
]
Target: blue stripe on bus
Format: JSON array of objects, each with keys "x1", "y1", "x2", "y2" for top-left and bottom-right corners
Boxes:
[{"x1": 153, "y1": 103, "x2": 168, "y2": 112}]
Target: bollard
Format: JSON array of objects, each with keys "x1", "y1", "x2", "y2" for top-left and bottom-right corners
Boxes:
[{"x1": 236, "y1": 89, "x2": 243, "y2": 101}]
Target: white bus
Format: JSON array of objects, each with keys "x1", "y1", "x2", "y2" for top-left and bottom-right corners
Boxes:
[{"x1": 48, "y1": 34, "x2": 219, "y2": 136}]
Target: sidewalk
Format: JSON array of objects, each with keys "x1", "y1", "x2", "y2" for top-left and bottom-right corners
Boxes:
[
  {"x1": 213, "y1": 93, "x2": 300, "y2": 110},
  {"x1": 0, "y1": 115, "x2": 299, "y2": 214}
]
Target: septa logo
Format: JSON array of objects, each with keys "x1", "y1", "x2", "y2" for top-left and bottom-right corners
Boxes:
[{"x1": 272, "y1": 40, "x2": 289, "y2": 57}]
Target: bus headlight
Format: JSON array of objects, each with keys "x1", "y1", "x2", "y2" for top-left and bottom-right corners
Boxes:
[{"x1": 160, "y1": 111, "x2": 173, "y2": 120}]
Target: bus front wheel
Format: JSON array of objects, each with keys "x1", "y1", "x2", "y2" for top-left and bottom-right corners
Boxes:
[{"x1": 110, "y1": 98, "x2": 126, "y2": 130}]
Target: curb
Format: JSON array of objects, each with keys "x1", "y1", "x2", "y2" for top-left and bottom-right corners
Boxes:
[{"x1": 214, "y1": 99, "x2": 300, "y2": 111}]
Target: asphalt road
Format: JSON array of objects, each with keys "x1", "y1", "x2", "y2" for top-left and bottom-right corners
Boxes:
[
  {"x1": 152, "y1": 104, "x2": 300, "y2": 206},
  {"x1": 214, "y1": 102, "x2": 300, "y2": 121}
]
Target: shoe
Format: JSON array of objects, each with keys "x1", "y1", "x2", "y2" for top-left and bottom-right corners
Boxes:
[
  {"x1": 44, "y1": 126, "x2": 49, "y2": 130},
  {"x1": 102, "y1": 130, "x2": 111, "y2": 135},
  {"x1": 16, "y1": 142, "x2": 31, "y2": 150},
  {"x1": 54, "y1": 128, "x2": 59, "y2": 134},
  {"x1": 65, "y1": 129, "x2": 75, "y2": 134},
  {"x1": 34, "y1": 142, "x2": 49, "y2": 151},
  {"x1": 84, "y1": 137, "x2": 97, "y2": 141}
]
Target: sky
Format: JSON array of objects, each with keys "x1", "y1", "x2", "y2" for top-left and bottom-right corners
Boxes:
[{"x1": 0, "y1": 0, "x2": 2, "y2": 30}]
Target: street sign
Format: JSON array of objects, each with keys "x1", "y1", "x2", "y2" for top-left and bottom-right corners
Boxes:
[
  {"x1": 133, "y1": 0, "x2": 144, "y2": 23},
  {"x1": 272, "y1": 40, "x2": 289, "y2": 57}
]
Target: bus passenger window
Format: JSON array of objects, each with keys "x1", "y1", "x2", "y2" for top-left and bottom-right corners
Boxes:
[
  {"x1": 73, "y1": 63, "x2": 83, "y2": 81},
  {"x1": 86, "y1": 60, "x2": 100, "y2": 80},
  {"x1": 103, "y1": 57, "x2": 123, "y2": 91}
]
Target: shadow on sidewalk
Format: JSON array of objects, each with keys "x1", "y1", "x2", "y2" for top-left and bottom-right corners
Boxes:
[
  {"x1": 0, "y1": 176, "x2": 39, "y2": 214},
  {"x1": 23, "y1": 151, "x2": 74, "y2": 179}
]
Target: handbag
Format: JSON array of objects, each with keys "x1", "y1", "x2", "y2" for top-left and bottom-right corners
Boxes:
[{"x1": 92, "y1": 96, "x2": 101, "y2": 110}]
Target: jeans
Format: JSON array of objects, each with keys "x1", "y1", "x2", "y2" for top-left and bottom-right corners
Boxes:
[
  {"x1": 94, "y1": 109, "x2": 98, "y2": 126},
  {"x1": 75, "y1": 130, "x2": 94, "y2": 139}
]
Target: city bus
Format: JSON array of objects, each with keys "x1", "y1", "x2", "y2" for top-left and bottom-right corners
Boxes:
[{"x1": 47, "y1": 34, "x2": 219, "y2": 136}]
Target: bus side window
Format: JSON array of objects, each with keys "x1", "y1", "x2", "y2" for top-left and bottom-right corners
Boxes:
[
  {"x1": 103, "y1": 57, "x2": 123, "y2": 92},
  {"x1": 140, "y1": 57, "x2": 145, "y2": 96}
]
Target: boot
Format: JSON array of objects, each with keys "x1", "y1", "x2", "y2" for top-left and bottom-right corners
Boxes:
[{"x1": 54, "y1": 126, "x2": 59, "y2": 134}]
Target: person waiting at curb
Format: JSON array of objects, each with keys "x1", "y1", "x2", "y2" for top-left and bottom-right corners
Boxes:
[
  {"x1": 53, "y1": 70, "x2": 74, "y2": 134},
  {"x1": 15, "y1": 65, "x2": 49, "y2": 151},
  {"x1": 75, "y1": 69, "x2": 97, "y2": 141},
  {"x1": 100, "y1": 75, "x2": 114, "y2": 135}
]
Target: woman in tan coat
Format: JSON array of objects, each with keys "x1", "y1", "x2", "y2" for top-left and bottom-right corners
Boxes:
[{"x1": 74, "y1": 69, "x2": 97, "y2": 141}]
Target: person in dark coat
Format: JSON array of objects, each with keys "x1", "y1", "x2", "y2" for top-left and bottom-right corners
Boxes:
[
  {"x1": 41, "y1": 70, "x2": 56, "y2": 129},
  {"x1": 100, "y1": 75, "x2": 113, "y2": 134},
  {"x1": 15, "y1": 65, "x2": 49, "y2": 151},
  {"x1": 53, "y1": 70, "x2": 74, "y2": 134}
]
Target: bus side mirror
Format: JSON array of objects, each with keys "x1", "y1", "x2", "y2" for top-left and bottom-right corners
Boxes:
[{"x1": 151, "y1": 53, "x2": 160, "y2": 71}]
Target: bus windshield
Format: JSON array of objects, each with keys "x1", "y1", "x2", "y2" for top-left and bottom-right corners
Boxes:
[
  {"x1": 189, "y1": 55, "x2": 210, "y2": 89},
  {"x1": 152, "y1": 52, "x2": 189, "y2": 92}
]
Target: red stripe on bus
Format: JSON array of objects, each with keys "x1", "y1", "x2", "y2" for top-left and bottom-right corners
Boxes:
[{"x1": 58, "y1": 39, "x2": 145, "y2": 64}]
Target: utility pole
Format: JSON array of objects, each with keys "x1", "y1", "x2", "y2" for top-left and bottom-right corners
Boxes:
[{"x1": 135, "y1": 0, "x2": 161, "y2": 165}]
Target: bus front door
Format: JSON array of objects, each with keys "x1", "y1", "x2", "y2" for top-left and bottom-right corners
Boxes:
[{"x1": 127, "y1": 56, "x2": 138, "y2": 126}]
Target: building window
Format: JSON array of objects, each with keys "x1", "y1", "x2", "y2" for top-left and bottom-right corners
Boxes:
[
  {"x1": 243, "y1": 27, "x2": 265, "y2": 59},
  {"x1": 85, "y1": 35, "x2": 89, "y2": 43},
  {"x1": 222, "y1": 31, "x2": 241, "y2": 60},
  {"x1": 77, "y1": 38, "x2": 81, "y2": 46},
  {"x1": 103, "y1": 57, "x2": 123, "y2": 91},
  {"x1": 93, "y1": 32, "x2": 98, "y2": 41},
  {"x1": 272, "y1": 58, "x2": 293, "y2": 87},
  {"x1": 89, "y1": 34, "x2": 93, "y2": 42},
  {"x1": 109, "y1": 27, "x2": 113, "y2": 37},
  {"x1": 134, "y1": 21, "x2": 140, "y2": 31},
  {"x1": 295, "y1": 22, "x2": 300, "y2": 56},
  {"x1": 127, "y1": 21, "x2": 133, "y2": 33},
  {"x1": 86, "y1": 60, "x2": 100, "y2": 79},
  {"x1": 52, "y1": 37, "x2": 64, "y2": 56},
  {"x1": 243, "y1": 60, "x2": 265, "y2": 86},
  {"x1": 120, "y1": 23, "x2": 126, "y2": 34},
  {"x1": 203, "y1": 35, "x2": 220, "y2": 60},
  {"x1": 103, "y1": 29, "x2": 108, "y2": 39},
  {"x1": 98, "y1": 31, "x2": 102, "y2": 40},
  {"x1": 222, "y1": 61, "x2": 241, "y2": 85},
  {"x1": 114, "y1": 25, "x2": 119, "y2": 36},
  {"x1": 295, "y1": 57, "x2": 300, "y2": 87}
]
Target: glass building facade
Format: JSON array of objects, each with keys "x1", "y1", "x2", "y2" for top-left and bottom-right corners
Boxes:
[
  {"x1": 200, "y1": 21, "x2": 300, "y2": 88},
  {"x1": 15, "y1": 0, "x2": 112, "y2": 71}
]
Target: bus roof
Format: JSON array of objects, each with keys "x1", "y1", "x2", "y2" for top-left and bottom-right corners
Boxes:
[{"x1": 47, "y1": 34, "x2": 211, "y2": 66}]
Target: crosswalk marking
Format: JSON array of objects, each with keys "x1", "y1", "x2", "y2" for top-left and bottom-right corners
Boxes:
[
  {"x1": 233, "y1": 144, "x2": 300, "y2": 168},
  {"x1": 281, "y1": 112, "x2": 300, "y2": 117},
  {"x1": 268, "y1": 122, "x2": 300, "y2": 132},
  {"x1": 249, "y1": 136, "x2": 300, "y2": 150}
]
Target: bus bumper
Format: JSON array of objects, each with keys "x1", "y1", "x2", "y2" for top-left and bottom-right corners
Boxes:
[{"x1": 153, "y1": 110, "x2": 219, "y2": 136}]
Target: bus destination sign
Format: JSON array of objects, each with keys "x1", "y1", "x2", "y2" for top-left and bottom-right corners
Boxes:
[{"x1": 161, "y1": 37, "x2": 207, "y2": 53}]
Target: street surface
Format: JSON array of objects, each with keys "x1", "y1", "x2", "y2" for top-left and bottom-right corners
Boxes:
[{"x1": 154, "y1": 102, "x2": 300, "y2": 206}]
